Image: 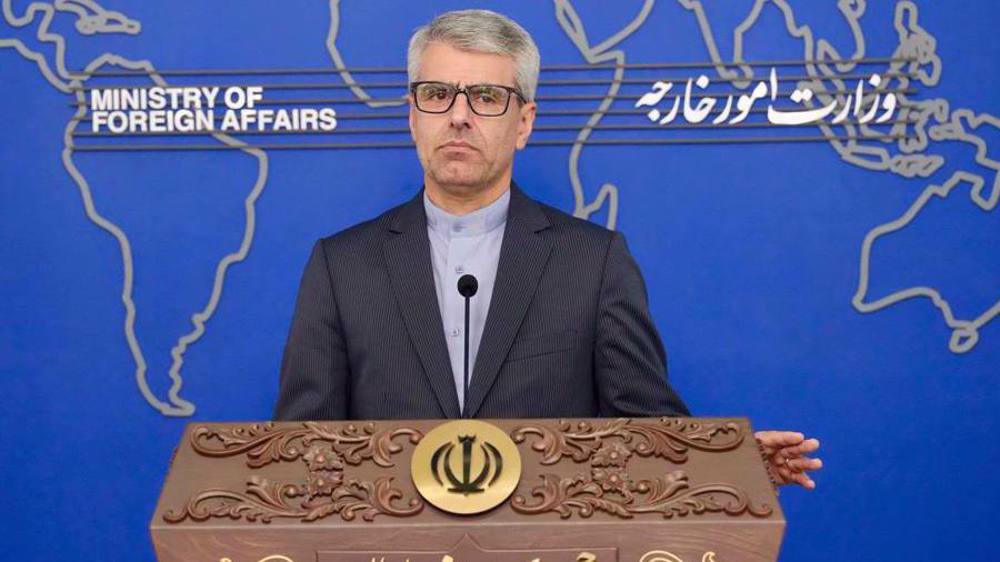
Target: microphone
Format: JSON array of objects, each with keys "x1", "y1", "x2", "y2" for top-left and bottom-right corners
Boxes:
[{"x1": 457, "y1": 274, "x2": 478, "y2": 417}]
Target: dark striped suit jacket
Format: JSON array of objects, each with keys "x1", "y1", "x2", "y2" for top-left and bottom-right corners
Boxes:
[{"x1": 273, "y1": 182, "x2": 689, "y2": 420}]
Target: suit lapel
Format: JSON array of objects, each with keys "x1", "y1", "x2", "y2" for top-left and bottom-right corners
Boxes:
[
  {"x1": 382, "y1": 190, "x2": 462, "y2": 419},
  {"x1": 464, "y1": 183, "x2": 553, "y2": 418}
]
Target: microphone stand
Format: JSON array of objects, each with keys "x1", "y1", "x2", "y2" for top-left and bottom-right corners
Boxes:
[{"x1": 457, "y1": 274, "x2": 478, "y2": 417}]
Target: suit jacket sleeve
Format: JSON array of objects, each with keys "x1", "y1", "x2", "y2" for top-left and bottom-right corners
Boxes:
[
  {"x1": 272, "y1": 240, "x2": 350, "y2": 420},
  {"x1": 594, "y1": 231, "x2": 691, "y2": 417}
]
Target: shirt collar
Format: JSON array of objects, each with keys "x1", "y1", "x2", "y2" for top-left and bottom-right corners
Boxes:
[{"x1": 424, "y1": 187, "x2": 510, "y2": 239}]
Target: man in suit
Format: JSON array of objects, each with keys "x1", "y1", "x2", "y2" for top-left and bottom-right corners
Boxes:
[{"x1": 274, "y1": 9, "x2": 822, "y2": 489}]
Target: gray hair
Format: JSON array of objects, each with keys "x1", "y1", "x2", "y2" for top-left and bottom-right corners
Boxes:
[{"x1": 407, "y1": 9, "x2": 541, "y2": 102}]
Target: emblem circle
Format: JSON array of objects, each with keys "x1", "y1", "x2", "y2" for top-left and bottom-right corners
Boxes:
[{"x1": 410, "y1": 420, "x2": 522, "y2": 515}]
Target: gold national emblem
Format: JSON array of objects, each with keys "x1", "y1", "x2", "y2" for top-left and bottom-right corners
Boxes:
[{"x1": 410, "y1": 420, "x2": 522, "y2": 514}]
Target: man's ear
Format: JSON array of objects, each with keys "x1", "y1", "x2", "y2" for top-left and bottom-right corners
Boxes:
[
  {"x1": 407, "y1": 93, "x2": 417, "y2": 143},
  {"x1": 515, "y1": 101, "x2": 537, "y2": 150}
]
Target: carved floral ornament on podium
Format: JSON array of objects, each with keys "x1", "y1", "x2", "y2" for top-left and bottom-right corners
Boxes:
[{"x1": 163, "y1": 417, "x2": 774, "y2": 524}]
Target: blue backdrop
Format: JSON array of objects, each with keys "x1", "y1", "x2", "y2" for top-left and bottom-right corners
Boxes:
[{"x1": 2, "y1": 1, "x2": 998, "y2": 560}]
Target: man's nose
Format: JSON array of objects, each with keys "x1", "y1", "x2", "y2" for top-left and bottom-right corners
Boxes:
[{"x1": 448, "y1": 91, "x2": 472, "y2": 127}]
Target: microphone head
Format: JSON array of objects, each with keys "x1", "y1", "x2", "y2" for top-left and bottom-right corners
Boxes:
[{"x1": 457, "y1": 274, "x2": 479, "y2": 298}]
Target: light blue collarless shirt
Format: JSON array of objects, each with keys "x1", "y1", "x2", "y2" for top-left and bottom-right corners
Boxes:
[{"x1": 423, "y1": 188, "x2": 510, "y2": 413}]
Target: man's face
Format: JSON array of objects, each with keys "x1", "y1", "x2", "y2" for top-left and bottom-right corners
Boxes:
[{"x1": 408, "y1": 41, "x2": 536, "y2": 196}]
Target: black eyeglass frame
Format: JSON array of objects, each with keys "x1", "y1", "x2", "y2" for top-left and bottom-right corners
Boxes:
[{"x1": 409, "y1": 81, "x2": 528, "y2": 117}]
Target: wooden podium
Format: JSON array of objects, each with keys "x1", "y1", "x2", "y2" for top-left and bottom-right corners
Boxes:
[{"x1": 151, "y1": 417, "x2": 784, "y2": 562}]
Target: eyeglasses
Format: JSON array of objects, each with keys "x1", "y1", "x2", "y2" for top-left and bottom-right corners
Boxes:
[{"x1": 410, "y1": 81, "x2": 527, "y2": 117}]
